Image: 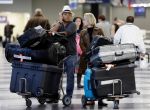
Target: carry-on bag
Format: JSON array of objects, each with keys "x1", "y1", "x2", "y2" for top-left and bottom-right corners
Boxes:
[
  {"x1": 17, "y1": 26, "x2": 47, "y2": 49},
  {"x1": 17, "y1": 26, "x2": 68, "y2": 49},
  {"x1": 83, "y1": 68, "x2": 95, "y2": 99}
]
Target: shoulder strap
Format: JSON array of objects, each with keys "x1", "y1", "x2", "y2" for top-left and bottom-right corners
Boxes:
[{"x1": 87, "y1": 36, "x2": 99, "y2": 52}]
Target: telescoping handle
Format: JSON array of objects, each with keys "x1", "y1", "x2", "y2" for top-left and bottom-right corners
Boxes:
[
  {"x1": 112, "y1": 79, "x2": 123, "y2": 96},
  {"x1": 19, "y1": 78, "x2": 27, "y2": 93},
  {"x1": 145, "y1": 52, "x2": 150, "y2": 63}
]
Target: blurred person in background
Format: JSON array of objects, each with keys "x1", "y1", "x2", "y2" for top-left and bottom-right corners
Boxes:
[
  {"x1": 24, "y1": 8, "x2": 50, "y2": 32},
  {"x1": 114, "y1": 16, "x2": 146, "y2": 56},
  {"x1": 73, "y1": 17, "x2": 84, "y2": 89},
  {"x1": 96, "y1": 15, "x2": 111, "y2": 38},
  {"x1": 4, "y1": 21, "x2": 15, "y2": 42},
  {"x1": 111, "y1": 17, "x2": 124, "y2": 37}
]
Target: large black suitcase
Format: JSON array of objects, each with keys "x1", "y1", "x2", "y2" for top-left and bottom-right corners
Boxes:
[
  {"x1": 10, "y1": 61, "x2": 63, "y2": 97},
  {"x1": 5, "y1": 43, "x2": 66, "y2": 65},
  {"x1": 89, "y1": 44, "x2": 139, "y2": 65},
  {"x1": 90, "y1": 64, "x2": 136, "y2": 98}
]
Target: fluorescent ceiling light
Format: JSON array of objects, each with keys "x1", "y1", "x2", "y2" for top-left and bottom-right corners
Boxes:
[
  {"x1": 131, "y1": 3, "x2": 150, "y2": 7},
  {"x1": 0, "y1": 0, "x2": 13, "y2": 4}
]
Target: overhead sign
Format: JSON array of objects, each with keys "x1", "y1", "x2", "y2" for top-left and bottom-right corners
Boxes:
[
  {"x1": 69, "y1": 0, "x2": 78, "y2": 9},
  {"x1": 85, "y1": 0, "x2": 110, "y2": 3},
  {"x1": 0, "y1": 0, "x2": 13, "y2": 4},
  {"x1": 0, "y1": 16, "x2": 7, "y2": 23}
]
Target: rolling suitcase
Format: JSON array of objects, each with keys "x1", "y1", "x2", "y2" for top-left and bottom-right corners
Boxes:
[
  {"x1": 10, "y1": 61, "x2": 63, "y2": 97},
  {"x1": 90, "y1": 64, "x2": 137, "y2": 97},
  {"x1": 89, "y1": 44, "x2": 139, "y2": 65},
  {"x1": 83, "y1": 68, "x2": 95, "y2": 99}
]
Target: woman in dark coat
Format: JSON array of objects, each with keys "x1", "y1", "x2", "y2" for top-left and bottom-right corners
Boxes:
[
  {"x1": 78, "y1": 13, "x2": 104, "y2": 87},
  {"x1": 78, "y1": 13, "x2": 108, "y2": 106},
  {"x1": 24, "y1": 8, "x2": 50, "y2": 32}
]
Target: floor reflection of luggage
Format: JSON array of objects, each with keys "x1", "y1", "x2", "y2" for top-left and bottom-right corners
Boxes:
[{"x1": 10, "y1": 59, "x2": 71, "y2": 107}]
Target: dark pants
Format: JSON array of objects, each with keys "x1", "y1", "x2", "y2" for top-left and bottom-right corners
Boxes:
[{"x1": 64, "y1": 55, "x2": 77, "y2": 97}]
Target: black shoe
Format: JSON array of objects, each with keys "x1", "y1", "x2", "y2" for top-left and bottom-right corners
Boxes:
[
  {"x1": 77, "y1": 84, "x2": 84, "y2": 89},
  {"x1": 98, "y1": 100, "x2": 108, "y2": 107}
]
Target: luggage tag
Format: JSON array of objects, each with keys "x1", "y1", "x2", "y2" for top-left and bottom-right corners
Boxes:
[
  {"x1": 105, "y1": 64, "x2": 114, "y2": 71},
  {"x1": 13, "y1": 54, "x2": 31, "y2": 62}
]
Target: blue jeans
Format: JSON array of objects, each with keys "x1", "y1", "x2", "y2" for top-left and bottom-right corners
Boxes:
[{"x1": 64, "y1": 55, "x2": 77, "y2": 97}]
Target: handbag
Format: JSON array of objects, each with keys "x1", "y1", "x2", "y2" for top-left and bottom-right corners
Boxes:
[{"x1": 139, "y1": 56, "x2": 149, "y2": 69}]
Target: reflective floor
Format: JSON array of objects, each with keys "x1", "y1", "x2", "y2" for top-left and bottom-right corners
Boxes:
[{"x1": 0, "y1": 44, "x2": 150, "y2": 110}]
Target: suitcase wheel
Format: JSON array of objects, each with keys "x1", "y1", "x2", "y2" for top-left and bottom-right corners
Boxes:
[
  {"x1": 81, "y1": 95, "x2": 87, "y2": 107},
  {"x1": 62, "y1": 95, "x2": 71, "y2": 106},
  {"x1": 38, "y1": 98, "x2": 46, "y2": 105},
  {"x1": 113, "y1": 100, "x2": 119, "y2": 109},
  {"x1": 26, "y1": 98, "x2": 32, "y2": 107}
]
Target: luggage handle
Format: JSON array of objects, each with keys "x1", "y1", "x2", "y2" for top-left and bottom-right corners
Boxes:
[
  {"x1": 115, "y1": 51, "x2": 124, "y2": 56},
  {"x1": 19, "y1": 78, "x2": 27, "y2": 93},
  {"x1": 112, "y1": 79, "x2": 123, "y2": 96},
  {"x1": 145, "y1": 52, "x2": 150, "y2": 63}
]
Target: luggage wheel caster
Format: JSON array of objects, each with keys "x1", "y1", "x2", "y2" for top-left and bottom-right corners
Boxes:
[
  {"x1": 26, "y1": 98, "x2": 32, "y2": 107},
  {"x1": 38, "y1": 98, "x2": 46, "y2": 105},
  {"x1": 62, "y1": 95, "x2": 71, "y2": 106},
  {"x1": 113, "y1": 100, "x2": 119, "y2": 109},
  {"x1": 81, "y1": 95, "x2": 87, "y2": 107}
]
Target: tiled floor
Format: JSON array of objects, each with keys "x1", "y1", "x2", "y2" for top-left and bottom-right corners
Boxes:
[{"x1": 0, "y1": 45, "x2": 150, "y2": 110}]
